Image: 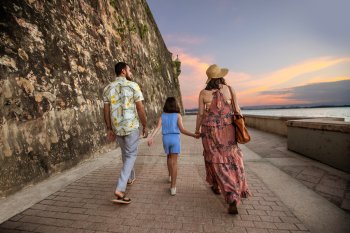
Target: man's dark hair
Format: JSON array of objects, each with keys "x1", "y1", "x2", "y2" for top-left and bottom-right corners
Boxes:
[
  {"x1": 115, "y1": 62, "x2": 128, "y2": 76},
  {"x1": 163, "y1": 97, "x2": 180, "y2": 113},
  {"x1": 205, "y1": 77, "x2": 227, "y2": 90}
]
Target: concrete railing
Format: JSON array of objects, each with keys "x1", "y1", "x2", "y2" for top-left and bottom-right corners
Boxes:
[
  {"x1": 287, "y1": 119, "x2": 350, "y2": 173},
  {"x1": 244, "y1": 114, "x2": 344, "y2": 137}
]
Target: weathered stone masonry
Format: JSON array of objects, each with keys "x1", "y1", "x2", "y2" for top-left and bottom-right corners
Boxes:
[{"x1": 0, "y1": 0, "x2": 183, "y2": 196}]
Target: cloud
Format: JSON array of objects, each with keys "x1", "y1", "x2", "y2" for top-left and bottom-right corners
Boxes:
[
  {"x1": 235, "y1": 56, "x2": 350, "y2": 106},
  {"x1": 259, "y1": 79, "x2": 350, "y2": 105},
  {"x1": 239, "y1": 56, "x2": 350, "y2": 95},
  {"x1": 172, "y1": 52, "x2": 350, "y2": 108},
  {"x1": 170, "y1": 47, "x2": 212, "y2": 108},
  {"x1": 305, "y1": 76, "x2": 350, "y2": 85}
]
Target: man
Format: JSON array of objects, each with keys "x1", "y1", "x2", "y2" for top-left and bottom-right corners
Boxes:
[{"x1": 103, "y1": 62, "x2": 147, "y2": 204}]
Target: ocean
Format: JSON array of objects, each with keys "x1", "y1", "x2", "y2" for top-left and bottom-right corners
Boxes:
[{"x1": 241, "y1": 107, "x2": 350, "y2": 122}]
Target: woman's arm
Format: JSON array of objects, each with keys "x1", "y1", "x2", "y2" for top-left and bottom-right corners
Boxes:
[
  {"x1": 178, "y1": 114, "x2": 196, "y2": 137},
  {"x1": 147, "y1": 116, "x2": 162, "y2": 146},
  {"x1": 195, "y1": 90, "x2": 205, "y2": 133}
]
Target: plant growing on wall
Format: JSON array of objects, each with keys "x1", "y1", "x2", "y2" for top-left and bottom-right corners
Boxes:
[
  {"x1": 110, "y1": 0, "x2": 116, "y2": 6},
  {"x1": 138, "y1": 23, "x2": 148, "y2": 40}
]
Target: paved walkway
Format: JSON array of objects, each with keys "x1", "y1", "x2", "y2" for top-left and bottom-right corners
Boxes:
[
  {"x1": 0, "y1": 116, "x2": 349, "y2": 233},
  {"x1": 245, "y1": 128, "x2": 350, "y2": 212}
]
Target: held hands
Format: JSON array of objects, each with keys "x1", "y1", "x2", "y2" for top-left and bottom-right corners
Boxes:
[{"x1": 194, "y1": 130, "x2": 201, "y2": 139}]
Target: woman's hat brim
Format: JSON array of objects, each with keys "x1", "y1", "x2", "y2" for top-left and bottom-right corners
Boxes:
[{"x1": 206, "y1": 68, "x2": 229, "y2": 84}]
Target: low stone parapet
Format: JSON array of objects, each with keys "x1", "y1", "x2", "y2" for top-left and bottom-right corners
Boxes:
[
  {"x1": 287, "y1": 119, "x2": 350, "y2": 173},
  {"x1": 244, "y1": 114, "x2": 344, "y2": 137}
]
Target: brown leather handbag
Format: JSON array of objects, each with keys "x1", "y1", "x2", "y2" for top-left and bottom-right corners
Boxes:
[{"x1": 228, "y1": 85, "x2": 251, "y2": 144}]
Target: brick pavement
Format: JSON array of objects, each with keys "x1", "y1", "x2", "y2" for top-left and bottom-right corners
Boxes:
[
  {"x1": 245, "y1": 128, "x2": 350, "y2": 212},
  {"x1": 0, "y1": 118, "x2": 311, "y2": 233}
]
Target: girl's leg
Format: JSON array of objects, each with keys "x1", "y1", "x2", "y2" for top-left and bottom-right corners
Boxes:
[
  {"x1": 167, "y1": 154, "x2": 172, "y2": 178},
  {"x1": 170, "y1": 153, "x2": 178, "y2": 188}
]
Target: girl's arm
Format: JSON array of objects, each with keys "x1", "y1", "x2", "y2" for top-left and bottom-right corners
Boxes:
[
  {"x1": 195, "y1": 90, "x2": 205, "y2": 134},
  {"x1": 147, "y1": 117, "x2": 162, "y2": 146},
  {"x1": 178, "y1": 114, "x2": 196, "y2": 137}
]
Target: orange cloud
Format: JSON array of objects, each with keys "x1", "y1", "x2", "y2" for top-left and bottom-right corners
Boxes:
[
  {"x1": 170, "y1": 47, "x2": 212, "y2": 108},
  {"x1": 242, "y1": 94, "x2": 308, "y2": 106},
  {"x1": 173, "y1": 51, "x2": 350, "y2": 108},
  {"x1": 306, "y1": 76, "x2": 350, "y2": 85},
  {"x1": 240, "y1": 56, "x2": 350, "y2": 95}
]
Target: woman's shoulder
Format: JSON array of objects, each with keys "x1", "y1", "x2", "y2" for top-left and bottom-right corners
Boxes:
[
  {"x1": 221, "y1": 84, "x2": 233, "y2": 93},
  {"x1": 200, "y1": 89, "x2": 214, "y2": 95}
]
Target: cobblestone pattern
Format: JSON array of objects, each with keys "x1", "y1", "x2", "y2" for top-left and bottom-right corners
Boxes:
[
  {"x1": 0, "y1": 127, "x2": 310, "y2": 233},
  {"x1": 0, "y1": 162, "x2": 310, "y2": 233}
]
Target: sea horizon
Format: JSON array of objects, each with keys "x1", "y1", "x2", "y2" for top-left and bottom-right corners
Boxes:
[{"x1": 184, "y1": 106, "x2": 350, "y2": 122}]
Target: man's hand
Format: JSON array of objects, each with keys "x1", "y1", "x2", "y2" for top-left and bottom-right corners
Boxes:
[
  {"x1": 107, "y1": 129, "x2": 116, "y2": 142},
  {"x1": 195, "y1": 133, "x2": 201, "y2": 139},
  {"x1": 135, "y1": 101, "x2": 147, "y2": 137},
  {"x1": 141, "y1": 127, "x2": 148, "y2": 138}
]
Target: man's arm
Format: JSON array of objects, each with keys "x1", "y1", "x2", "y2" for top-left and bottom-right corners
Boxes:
[
  {"x1": 135, "y1": 101, "x2": 148, "y2": 137},
  {"x1": 103, "y1": 103, "x2": 115, "y2": 141},
  {"x1": 103, "y1": 103, "x2": 112, "y2": 129}
]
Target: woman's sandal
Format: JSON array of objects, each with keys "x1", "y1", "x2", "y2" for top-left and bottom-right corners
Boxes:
[
  {"x1": 211, "y1": 186, "x2": 221, "y2": 195},
  {"x1": 228, "y1": 201, "x2": 238, "y2": 215},
  {"x1": 112, "y1": 193, "x2": 131, "y2": 204}
]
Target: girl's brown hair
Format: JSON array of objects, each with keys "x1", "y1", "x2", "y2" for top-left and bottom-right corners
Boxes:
[{"x1": 163, "y1": 97, "x2": 180, "y2": 113}]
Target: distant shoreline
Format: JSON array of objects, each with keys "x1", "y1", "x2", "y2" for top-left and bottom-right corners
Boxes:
[
  {"x1": 185, "y1": 105, "x2": 350, "y2": 112},
  {"x1": 241, "y1": 105, "x2": 350, "y2": 111}
]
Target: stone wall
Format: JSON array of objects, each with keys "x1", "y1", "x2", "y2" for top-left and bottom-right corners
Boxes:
[
  {"x1": 287, "y1": 119, "x2": 350, "y2": 173},
  {"x1": 0, "y1": 0, "x2": 183, "y2": 196}
]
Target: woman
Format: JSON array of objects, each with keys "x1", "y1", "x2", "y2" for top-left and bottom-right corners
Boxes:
[{"x1": 195, "y1": 64, "x2": 251, "y2": 214}]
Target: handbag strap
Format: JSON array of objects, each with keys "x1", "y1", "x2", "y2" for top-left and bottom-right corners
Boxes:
[{"x1": 227, "y1": 85, "x2": 240, "y2": 115}]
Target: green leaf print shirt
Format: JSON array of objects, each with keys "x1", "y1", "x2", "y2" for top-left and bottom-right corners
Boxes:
[{"x1": 103, "y1": 77, "x2": 144, "y2": 136}]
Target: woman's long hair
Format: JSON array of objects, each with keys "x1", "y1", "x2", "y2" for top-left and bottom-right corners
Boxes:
[
  {"x1": 205, "y1": 78, "x2": 227, "y2": 90},
  {"x1": 163, "y1": 97, "x2": 180, "y2": 113}
]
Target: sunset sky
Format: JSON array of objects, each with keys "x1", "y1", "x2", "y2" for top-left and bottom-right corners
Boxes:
[{"x1": 147, "y1": 0, "x2": 350, "y2": 108}]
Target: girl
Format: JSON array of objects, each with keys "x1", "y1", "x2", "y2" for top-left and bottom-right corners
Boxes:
[{"x1": 147, "y1": 97, "x2": 197, "y2": 195}]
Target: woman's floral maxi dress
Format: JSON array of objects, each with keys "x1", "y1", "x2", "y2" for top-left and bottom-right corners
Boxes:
[{"x1": 201, "y1": 89, "x2": 251, "y2": 204}]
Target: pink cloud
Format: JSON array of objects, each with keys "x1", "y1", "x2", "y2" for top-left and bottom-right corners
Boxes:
[
  {"x1": 237, "y1": 57, "x2": 350, "y2": 106},
  {"x1": 170, "y1": 47, "x2": 253, "y2": 108},
  {"x1": 171, "y1": 50, "x2": 349, "y2": 108},
  {"x1": 170, "y1": 47, "x2": 212, "y2": 108}
]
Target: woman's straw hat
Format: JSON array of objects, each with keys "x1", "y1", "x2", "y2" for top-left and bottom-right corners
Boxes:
[{"x1": 206, "y1": 64, "x2": 229, "y2": 84}]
